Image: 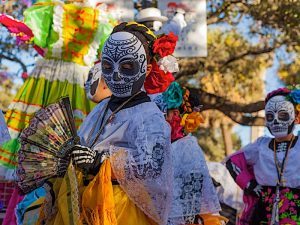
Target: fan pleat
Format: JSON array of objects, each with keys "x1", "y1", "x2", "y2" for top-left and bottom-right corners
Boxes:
[{"x1": 17, "y1": 97, "x2": 79, "y2": 194}]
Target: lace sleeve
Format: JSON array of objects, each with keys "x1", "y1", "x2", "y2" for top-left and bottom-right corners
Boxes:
[{"x1": 109, "y1": 112, "x2": 173, "y2": 225}]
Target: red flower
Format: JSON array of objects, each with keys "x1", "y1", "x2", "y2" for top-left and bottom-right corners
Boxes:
[
  {"x1": 144, "y1": 61, "x2": 175, "y2": 94},
  {"x1": 153, "y1": 32, "x2": 178, "y2": 58},
  {"x1": 21, "y1": 72, "x2": 29, "y2": 80},
  {"x1": 166, "y1": 109, "x2": 184, "y2": 142}
]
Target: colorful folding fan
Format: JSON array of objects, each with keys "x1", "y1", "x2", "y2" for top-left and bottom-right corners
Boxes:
[{"x1": 16, "y1": 97, "x2": 79, "y2": 194}]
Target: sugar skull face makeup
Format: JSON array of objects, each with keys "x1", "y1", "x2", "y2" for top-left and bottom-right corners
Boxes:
[
  {"x1": 85, "y1": 63, "x2": 102, "y2": 100},
  {"x1": 101, "y1": 31, "x2": 147, "y2": 97},
  {"x1": 265, "y1": 95, "x2": 295, "y2": 138}
]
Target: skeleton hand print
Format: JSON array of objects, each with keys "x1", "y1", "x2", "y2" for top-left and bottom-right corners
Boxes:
[{"x1": 71, "y1": 145, "x2": 96, "y2": 166}]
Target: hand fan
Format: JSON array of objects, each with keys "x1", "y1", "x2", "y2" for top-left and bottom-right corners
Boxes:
[{"x1": 16, "y1": 97, "x2": 80, "y2": 194}]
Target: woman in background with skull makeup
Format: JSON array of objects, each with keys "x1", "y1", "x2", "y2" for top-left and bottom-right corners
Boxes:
[
  {"x1": 85, "y1": 59, "x2": 112, "y2": 103},
  {"x1": 226, "y1": 87, "x2": 300, "y2": 225},
  {"x1": 67, "y1": 22, "x2": 173, "y2": 225}
]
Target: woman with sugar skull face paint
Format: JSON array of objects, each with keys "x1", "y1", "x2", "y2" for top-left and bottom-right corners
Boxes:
[
  {"x1": 81, "y1": 28, "x2": 226, "y2": 223},
  {"x1": 68, "y1": 22, "x2": 173, "y2": 225},
  {"x1": 225, "y1": 87, "x2": 300, "y2": 225}
]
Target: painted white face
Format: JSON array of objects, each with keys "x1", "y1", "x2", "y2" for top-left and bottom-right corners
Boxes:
[
  {"x1": 101, "y1": 32, "x2": 147, "y2": 97},
  {"x1": 85, "y1": 63, "x2": 102, "y2": 100},
  {"x1": 265, "y1": 95, "x2": 295, "y2": 138}
]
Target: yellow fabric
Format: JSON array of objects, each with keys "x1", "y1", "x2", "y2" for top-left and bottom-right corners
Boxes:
[
  {"x1": 60, "y1": 5, "x2": 99, "y2": 65},
  {"x1": 199, "y1": 214, "x2": 228, "y2": 225},
  {"x1": 82, "y1": 159, "x2": 117, "y2": 225},
  {"x1": 113, "y1": 186, "x2": 157, "y2": 225},
  {"x1": 37, "y1": 165, "x2": 84, "y2": 225},
  {"x1": 82, "y1": 159, "x2": 157, "y2": 225}
]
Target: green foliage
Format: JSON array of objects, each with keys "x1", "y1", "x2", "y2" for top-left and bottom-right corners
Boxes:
[
  {"x1": 180, "y1": 28, "x2": 271, "y2": 160},
  {"x1": 200, "y1": 28, "x2": 269, "y2": 103},
  {"x1": 247, "y1": 0, "x2": 300, "y2": 86},
  {"x1": 278, "y1": 47, "x2": 300, "y2": 85},
  {"x1": 182, "y1": 0, "x2": 299, "y2": 160}
]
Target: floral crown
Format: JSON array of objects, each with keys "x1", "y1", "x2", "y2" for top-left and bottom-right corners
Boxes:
[
  {"x1": 154, "y1": 82, "x2": 204, "y2": 139},
  {"x1": 265, "y1": 85, "x2": 300, "y2": 114},
  {"x1": 286, "y1": 85, "x2": 300, "y2": 113},
  {"x1": 144, "y1": 32, "x2": 179, "y2": 94}
]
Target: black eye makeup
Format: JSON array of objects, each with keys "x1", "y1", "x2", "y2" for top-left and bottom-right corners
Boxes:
[
  {"x1": 278, "y1": 110, "x2": 290, "y2": 121},
  {"x1": 102, "y1": 60, "x2": 113, "y2": 73},
  {"x1": 119, "y1": 60, "x2": 139, "y2": 76},
  {"x1": 266, "y1": 112, "x2": 274, "y2": 122},
  {"x1": 121, "y1": 62, "x2": 134, "y2": 70}
]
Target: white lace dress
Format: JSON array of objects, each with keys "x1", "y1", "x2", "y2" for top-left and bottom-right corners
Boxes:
[{"x1": 78, "y1": 99, "x2": 173, "y2": 225}]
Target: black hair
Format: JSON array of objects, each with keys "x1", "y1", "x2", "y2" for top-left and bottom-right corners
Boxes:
[{"x1": 111, "y1": 22, "x2": 156, "y2": 63}]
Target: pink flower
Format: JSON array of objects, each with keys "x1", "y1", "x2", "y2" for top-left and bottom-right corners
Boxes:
[
  {"x1": 290, "y1": 202, "x2": 296, "y2": 207},
  {"x1": 293, "y1": 194, "x2": 299, "y2": 199},
  {"x1": 280, "y1": 218, "x2": 297, "y2": 225},
  {"x1": 282, "y1": 188, "x2": 290, "y2": 194},
  {"x1": 267, "y1": 188, "x2": 272, "y2": 194},
  {"x1": 264, "y1": 196, "x2": 270, "y2": 203},
  {"x1": 279, "y1": 199, "x2": 290, "y2": 213},
  {"x1": 290, "y1": 208, "x2": 296, "y2": 214},
  {"x1": 166, "y1": 109, "x2": 184, "y2": 142}
]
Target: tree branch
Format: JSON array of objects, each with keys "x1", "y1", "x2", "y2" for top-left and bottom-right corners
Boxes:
[
  {"x1": 191, "y1": 88, "x2": 264, "y2": 112},
  {"x1": 175, "y1": 45, "x2": 278, "y2": 79},
  {"x1": 189, "y1": 88, "x2": 265, "y2": 126},
  {"x1": 220, "y1": 46, "x2": 276, "y2": 69},
  {"x1": 207, "y1": 0, "x2": 243, "y2": 25},
  {"x1": 175, "y1": 57, "x2": 205, "y2": 80},
  {"x1": 0, "y1": 53, "x2": 27, "y2": 73},
  {"x1": 224, "y1": 111, "x2": 265, "y2": 126}
]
